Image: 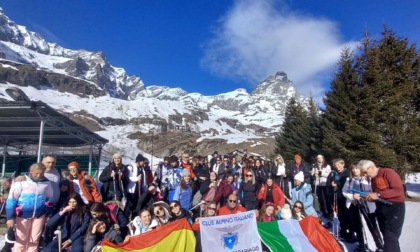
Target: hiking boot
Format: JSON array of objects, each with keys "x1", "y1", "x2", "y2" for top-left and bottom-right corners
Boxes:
[
  {"x1": 322, "y1": 221, "x2": 332, "y2": 229},
  {"x1": 5, "y1": 227, "x2": 16, "y2": 244},
  {"x1": 323, "y1": 213, "x2": 333, "y2": 220},
  {"x1": 339, "y1": 234, "x2": 357, "y2": 243},
  {"x1": 354, "y1": 243, "x2": 369, "y2": 252},
  {"x1": 341, "y1": 237, "x2": 357, "y2": 243}
]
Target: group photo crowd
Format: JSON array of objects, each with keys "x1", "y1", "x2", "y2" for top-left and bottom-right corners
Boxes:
[{"x1": 0, "y1": 150, "x2": 405, "y2": 252}]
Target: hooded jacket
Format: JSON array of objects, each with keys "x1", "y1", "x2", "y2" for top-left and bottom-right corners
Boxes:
[
  {"x1": 258, "y1": 182, "x2": 285, "y2": 209},
  {"x1": 291, "y1": 183, "x2": 317, "y2": 216},
  {"x1": 69, "y1": 171, "x2": 102, "y2": 204},
  {"x1": 6, "y1": 175, "x2": 54, "y2": 219},
  {"x1": 84, "y1": 225, "x2": 123, "y2": 252}
]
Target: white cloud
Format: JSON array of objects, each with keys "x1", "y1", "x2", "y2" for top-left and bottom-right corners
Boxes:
[{"x1": 201, "y1": 0, "x2": 358, "y2": 102}]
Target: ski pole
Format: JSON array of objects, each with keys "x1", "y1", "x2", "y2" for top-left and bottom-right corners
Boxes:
[
  {"x1": 350, "y1": 189, "x2": 393, "y2": 206},
  {"x1": 189, "y1": 200, "x2": 206, "y2": 211},
  {"x1": 113, "y1": 172, "x2": 117, "y2": 201},
  {"x1": 358, "y1": 199, "x2": 384, "y2": 249},
  {"x1": 54, "y1": 226, "x2": 62, "y2": 252}
]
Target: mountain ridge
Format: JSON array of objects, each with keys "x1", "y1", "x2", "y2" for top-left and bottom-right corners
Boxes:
[{"x1": 0, "y1": 7, "x2": 308, "y2": 158}]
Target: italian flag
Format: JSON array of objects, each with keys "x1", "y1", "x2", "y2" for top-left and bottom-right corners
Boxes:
[
  {"x1": 102, "y1": 218, "x2": 196, "y2": 252},
  {"x1": 258, "y1": 216, "x2": 342, "y2": 252}
]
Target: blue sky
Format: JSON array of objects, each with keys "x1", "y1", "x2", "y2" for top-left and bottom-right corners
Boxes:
[{"x1": 1, "y1": 0, "x2": 419, "y2": 102}]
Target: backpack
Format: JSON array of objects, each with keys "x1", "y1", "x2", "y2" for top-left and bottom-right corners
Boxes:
[
  {"x1": 107, "y1": 203, "x2": 120, "y2": 224},
  {"x1": 306, "y1": 191, "x2": 321, "y2": 213}
]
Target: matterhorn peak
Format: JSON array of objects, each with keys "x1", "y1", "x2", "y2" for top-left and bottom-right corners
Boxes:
[{"x1": 251, "y1": 71, "x2": 295, "y2": 97}]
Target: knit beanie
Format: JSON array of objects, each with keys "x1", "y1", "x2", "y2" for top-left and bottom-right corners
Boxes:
[
  {"x1": 182, "y1": 169, "x2": 191, "y2": 177},
  {"x1": 294, "y1": 171, "x2": 304, "y2": 182},
  {"x1": 67, "y1": 161, "x2": 80, "y2": 170},
  {"x1": 136, "y1": 154, "x2": 146, "y2": 163}
]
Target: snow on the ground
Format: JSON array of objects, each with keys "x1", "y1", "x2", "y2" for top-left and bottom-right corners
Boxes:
[
  {"x1": 400, "y1": 201, "x2": 420, "y2": 252},
  {"x1": 406, "y1": 172, "x2": 420, "y2": 198},
  {"x1": 359, "y1": 201, "x2": 419, "y2": 252}
]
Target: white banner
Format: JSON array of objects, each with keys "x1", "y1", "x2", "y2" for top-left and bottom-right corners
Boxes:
[{"x1": 200, "y1": 210, "x2": 262, "y2": 252}]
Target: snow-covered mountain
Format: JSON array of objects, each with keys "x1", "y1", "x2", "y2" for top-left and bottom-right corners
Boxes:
[{"x1": 0, "y1": 7, "x2": 308, "y2": 158}]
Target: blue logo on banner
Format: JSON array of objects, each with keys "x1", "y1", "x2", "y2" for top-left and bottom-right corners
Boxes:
[
  {"x1": 223, "y1": 233, "x2": 237, "y2": 249},
  {"x1": 217, "y1": 224, "x2": 242, "y2": 249}
]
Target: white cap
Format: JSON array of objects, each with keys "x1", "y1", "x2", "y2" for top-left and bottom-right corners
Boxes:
[{"x1": 294, "y1": 171, "x2": 304, "y2": 182}]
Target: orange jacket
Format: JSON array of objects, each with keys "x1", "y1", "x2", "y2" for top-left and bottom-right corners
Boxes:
[
  {"x1": 257, "y1": 183, "x2": 285, "y2": 209},
  {"x1": 192, "y1": 222, "x2": 200, "y2": 232},
  {"x1": 218, "y1": 205, "x2": 247, "y2": 216},
  {"x1": 69, "y1": 171, "x2": 102, "y2": 204},
  {"x1": 181, "y1": 162, "x2": 196, "y2": 179}
]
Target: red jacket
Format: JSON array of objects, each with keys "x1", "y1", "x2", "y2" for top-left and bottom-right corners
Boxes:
[
  {"x1": 213, "y1": 181, "x2": 233, "y2": 204},
  {"x1": 257, "y1": 183, "x2": 285, "y2": 209},
  {"x1": 218, "y1": 205, "x2": 247, "y2": 216},
  {"x1": 372, "y1": 168, "x2": 405, "y2": 203},
  {"x1": 181, "y1": 162, "x2": 196, "y2": 179},
  {"x1": 69, "y1": 171, "x2": 102, "y2": 204}
]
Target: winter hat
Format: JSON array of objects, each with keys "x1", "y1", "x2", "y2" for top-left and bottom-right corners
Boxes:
[
  {"x1": 67, "y1": 161, "x2": 80, "y2": 170},
  {"x1": 136, "y1": 154, "x2": 146, "y2": 163},
  {"x1": 280, "y1": 204, "x2": 292, "y2": 220},
  {"x1": 182, "y1": 169, "x2": 191, "y2": 177},
  {"x1": 294, "y1": 171, "x2": 304, "y2": 182},
  {"x1": 113, "y1": 153, "x2": 122, "y2": 159}
]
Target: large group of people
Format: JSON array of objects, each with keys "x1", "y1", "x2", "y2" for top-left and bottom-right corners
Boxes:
[{"x1": 0, "y1": 151, "x2": 405, "y2": 252}]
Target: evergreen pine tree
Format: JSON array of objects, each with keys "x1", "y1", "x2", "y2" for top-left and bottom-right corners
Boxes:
[
  {"x1": 307, "y1": 97, "x2": 322, "y2": 162},
  {"x1": 274, "y1": 97, "x2": 311, "y2": 163},
  {"x1": 322, "y1": 47, "x2": 369, "y2": 163},
  {"x1": 356, "y1": 27, "x2": 420, "y2": 175}
]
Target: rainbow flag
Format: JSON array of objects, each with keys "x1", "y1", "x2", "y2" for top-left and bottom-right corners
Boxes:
[
  {"x1": 258, "y1": 216, "x2": 343, "y2": 252},
  {"x1": 102, "y1": 218, "x2": 196, "y2": 252}
]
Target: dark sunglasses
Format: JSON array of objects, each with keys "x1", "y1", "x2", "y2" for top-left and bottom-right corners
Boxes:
[
  {"x1": 293, "y1": 205, "x2": 302, "y2": 210},
  {"x1": 246, "y1": 174, "x2": 253, "y2": 177},
  {"x1": 228, "y1": 200, "x2": 237, "y2": 203},
  {"x1": 154, "y1": 206, "x2": 164, "y2": 214},
  {"x1": 170, "y1": 203, "x2": 179, "y2": 210},
  {"x1": 208, "y1": 207, "x2": 217, "y2": 211}
]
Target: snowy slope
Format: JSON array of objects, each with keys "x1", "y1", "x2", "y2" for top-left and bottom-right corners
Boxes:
[{"x1": 1, "y1": 7, "x2": 303, "y2": 160}]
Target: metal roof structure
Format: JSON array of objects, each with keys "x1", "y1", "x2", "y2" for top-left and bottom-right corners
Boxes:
[{"x1": 0, "y1": 100, "x2": 108, "y2": 147}]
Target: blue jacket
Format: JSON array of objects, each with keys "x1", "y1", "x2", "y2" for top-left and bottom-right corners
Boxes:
[
  {"x1": 291, "y1": 183, "x2": 317, "y2": 216},
  {"x1": 173, "y1": 184, "x2": 192, "y2": 210},
  {"x1": 46, "y1": 210, "x2": 90, "y2": 243},
  {"x1": 6, "y1": 176, "x2": 54, "y2": 219}
]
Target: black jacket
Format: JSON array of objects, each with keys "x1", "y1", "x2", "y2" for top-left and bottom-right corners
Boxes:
[
  {"x1": 286, "y1": 162, "x2": 311, "y2": 184},
  {"x1": 239, "y1": 181, "x2": 260, "y2": 203},
  {"x1": 99, "y1": 163, "x2": 129, "y2": 201},
  {"x1": 84, "y1": 225, "x2": 123, "y2": 252},
  {"x1": 326, "y1": 168, "x2": 350, "y2": 199}
]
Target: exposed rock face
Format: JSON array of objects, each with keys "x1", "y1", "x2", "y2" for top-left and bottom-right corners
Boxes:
[
  {"x1": 0, "y1": 9, "x2": 144, "y2": 100},
  {"x1": 0, "y1": 60, "x2": 106, "y2": 97},
  {"x1": 0, "y1": 8, "x2": 309, "y2": 159}
]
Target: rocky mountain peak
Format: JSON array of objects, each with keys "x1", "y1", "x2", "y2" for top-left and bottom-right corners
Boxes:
[
  {"x1": 0, "y1": 8, "x2": 144, "y2": 100},
  {"x1": 0, "y1": 7, "x2": 311, "y2": 157},
  {"x1": 251, "y1": 71, "x2": 295, "y2": 98}
]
